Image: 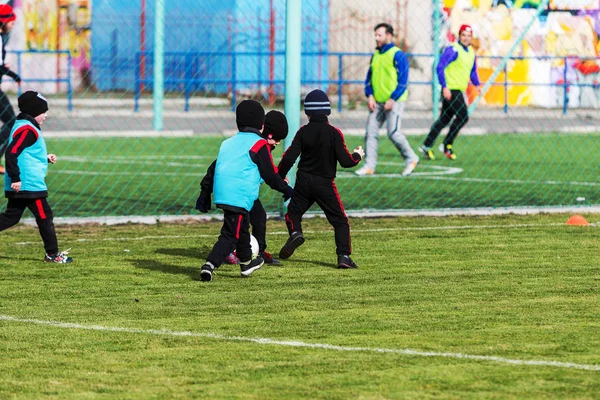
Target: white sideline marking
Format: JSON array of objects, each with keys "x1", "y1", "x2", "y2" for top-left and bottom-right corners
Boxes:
[
  {"x1": 338, "y1": 165, "x2": 463, "y2": 178},
  {"x1": 418, "y1": 175, "x2": 600, "y2": 187},
  {"x1": 0, "y1": 315, "x2": 598, "y2": 371},
  {"x1": 13, "y1": 223, "x2": 565, "y2": 246},
  {"x1": 44, "y1": 130, "x2": 195, "y2": 138}
]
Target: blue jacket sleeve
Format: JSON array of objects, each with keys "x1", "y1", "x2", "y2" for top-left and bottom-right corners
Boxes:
[
  {"x1": 470, "y1": 56, "x2": 480, "y2": 86},
  {"x1": 364, "y1": 56, "x2": 374, "y2": 97},
  {"x1": 437, "y1": 46, "x2": 458, "y2": 88},
  {"x1": 390, "y1": 51, "x2": 409, "y2": 101}
]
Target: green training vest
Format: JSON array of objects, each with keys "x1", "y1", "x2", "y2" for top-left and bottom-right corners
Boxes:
[
  {"x1": 371, "y1": 46, "x2": 408, "y2": 103},
  {"x1": 444, "y1": 42, "x2": 476, "y2": 92}
]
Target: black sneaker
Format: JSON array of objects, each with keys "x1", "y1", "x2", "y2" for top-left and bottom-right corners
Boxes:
[
  {"x1": 240, "y1": 256, "x2": 264, "y2": 277},
  {"x1": 260, "y1": 251, "x2": 281, "y2": 265},
  {"x1": 279, "y1": 231, "x2": 305, "y2": 259},
  {"x1": 337, "y1": 254, "x2": 358, "y2": 269},
  {"x1": 44, "y1": 249, "x2": 72, "y2": 264},
  {"x1": 200, "y1": 262, "x2": 215, "y2": 282}
]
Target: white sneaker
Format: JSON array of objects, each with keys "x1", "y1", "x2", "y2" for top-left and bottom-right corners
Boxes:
[
  {"x1": 401, "y1": 158, "x2": 419, "y2": 177},
  {"x1": 355, "y1": 166, "x2": 374, "y2": 176}
]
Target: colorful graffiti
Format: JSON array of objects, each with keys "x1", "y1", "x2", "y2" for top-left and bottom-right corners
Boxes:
[
  {"x1": 18, "y1": 0, "x2": 91, "y2": 90},
  {"x1": 442, "y1": 0, "x2": 600, "y2": 108}
]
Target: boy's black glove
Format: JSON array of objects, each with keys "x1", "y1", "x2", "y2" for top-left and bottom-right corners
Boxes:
[
  {"x1": 6, "y1": 71, "x2": 21, "y2": 83},
  {"x1": 195, "y1": 191, "x2": 211, "y2": 213},
  {"x1": 283, "y1": 186, "x2": 294, "y2": 202}
]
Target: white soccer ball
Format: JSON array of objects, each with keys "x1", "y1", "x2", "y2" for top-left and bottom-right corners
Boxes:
[{"x1": 250, "y1": 235, "x2": 259, "y2": 259}]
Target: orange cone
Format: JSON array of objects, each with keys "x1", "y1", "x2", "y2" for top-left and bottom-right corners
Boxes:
[{"x1": 566, "y1": 215, "x2": 590, "y2": 226}]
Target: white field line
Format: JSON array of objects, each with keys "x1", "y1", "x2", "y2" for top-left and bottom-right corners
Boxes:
[
  {"x1": 0, "y1": 315, "x2": 598, "y2": 371},
  {"x1": 13, "y1": 222, "x2": 566, "y2": 246},
  {"x1": 416, "y1": 175, "x2": 600, "y2": 187},
  {"x1": 44, "y1": 130, "x2": 195, "y2": 138}
]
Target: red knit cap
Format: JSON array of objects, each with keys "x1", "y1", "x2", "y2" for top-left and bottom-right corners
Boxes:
[
  {"x1": 0, "y1": 4, "x2": 16, "y2": 24},
  {"x1": 459, "y1": 24, "x2": 472, "y2": 35}
]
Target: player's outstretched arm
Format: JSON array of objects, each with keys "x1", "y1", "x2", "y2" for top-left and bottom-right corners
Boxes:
[
  {"x1": 251, "y1": 141, "x2": 293, "y2": 199},
  {"x1": 333, "y1": 127, "x2": 362, "y2": 168}
]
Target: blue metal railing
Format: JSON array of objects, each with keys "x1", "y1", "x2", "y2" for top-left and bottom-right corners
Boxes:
[
  {"x1": 134, "y1": 51, "x2": 598, "y2": 115},
  {"x1": 9, "y1": 50, "x2": 73, "y2": 111}
]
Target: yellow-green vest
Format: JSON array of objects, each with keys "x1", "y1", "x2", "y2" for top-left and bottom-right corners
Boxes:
[
  {"x1": 371, "y1": 46, "x2": 408, "y2": 103},
  {"x1": 444, "y1": 42, "x2": 476, "y2": 92}
]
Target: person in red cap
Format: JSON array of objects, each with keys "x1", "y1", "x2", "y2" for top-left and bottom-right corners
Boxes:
[
  {"x1": 0, "y1": 4, "x2": 21, "y2": 175},
  {"x1": 419, "y1": 24, "x2": 480, "y2": 161}
]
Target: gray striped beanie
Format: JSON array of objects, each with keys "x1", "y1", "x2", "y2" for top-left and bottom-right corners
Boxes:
[{"x1": 304, "y1": 89, "x2": 331, "y2": 116}]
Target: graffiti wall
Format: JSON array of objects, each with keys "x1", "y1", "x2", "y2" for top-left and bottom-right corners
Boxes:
[
  {"x1": 442, "y1": 0, "x2": 600, "y2": 108},
  {"x1": 1, "y1": 0, "x2": 91, "y2": 93}
]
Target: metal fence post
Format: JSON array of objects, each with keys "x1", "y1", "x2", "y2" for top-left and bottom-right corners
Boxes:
[
  {"x1": 504, "y1": 62, "x2": 508, "y2": 114},
  {"x1": 185, "y1": 53, "x2": 192, "y2": 112},
  {"x1": 231, "y1": 52, "x2": 237, "y2": 112},
  {"x1": 338, "y1": 54, "x2": 343, "y2": 112},
  {"x1": 153, "y1": 0, "x2": 165, "y2": 131},
  {"x1": 134, "y1": 52, "x2": 141, "y2": 112},
  {"x1": 17, "y1": 52, "x2": 22, "y2": 97},
  {"x1": 67, "y1": 51, "x2": 73, "y2": 112},
  {"x1": 563, "y1": 56, "x2": 568, "y2": 115}
]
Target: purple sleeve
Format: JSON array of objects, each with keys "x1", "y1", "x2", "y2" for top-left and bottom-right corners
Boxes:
[
  {"x1": 470, "y1": 56, "x2": 480, "y2": 86},
  {"x1": 437, "y1": 46, "x2": 458, "y2": 88}
]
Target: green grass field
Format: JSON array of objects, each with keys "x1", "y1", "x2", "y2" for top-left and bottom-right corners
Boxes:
[
  {"x1": 0, "y1": 131, "x2": 597, "y2": 217},
  {"x1": 1, "y1": 214, "x2": 599, "y2": 398}
]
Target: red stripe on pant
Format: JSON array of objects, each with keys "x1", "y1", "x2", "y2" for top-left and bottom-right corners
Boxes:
[
  {"x1": 285, "y1": 213, "x2": 294, "y2": 231},
  {"x1": 332, "y1": 182, "x2": 351, "y2": 253},
  {"x1": 35, "y1": 199, "x2": 47, "y2": 220},
  {"x1": 235, "y1": 214, "x2": 243, "y2": 239}
]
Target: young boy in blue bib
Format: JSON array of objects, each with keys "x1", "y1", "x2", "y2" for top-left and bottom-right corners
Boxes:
[
  {"x1": 196, "y1": 110, "x2": 289, "y2": 265},
  {"x1": 199, "y1": 100, "x2": 293, "y2": 282},
  {"x1": 0, "y1": 91, "x2": 72, "y2": 263}
]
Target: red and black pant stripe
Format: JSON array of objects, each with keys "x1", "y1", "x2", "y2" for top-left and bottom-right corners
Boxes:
[
  {"x1": 206, "y1": 209, "x2": 252, "y2": 267},
  {"x1": 285, "y1": 170, "x2": 351, "y2": 255},
  {"x1": 0, "y1": 197, "x2": 58, "y2": 254}
]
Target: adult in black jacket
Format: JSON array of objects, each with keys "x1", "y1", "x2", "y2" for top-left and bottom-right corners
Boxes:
[{"x1": 277, "y1": 89, "x2": 365, "y2": 269}]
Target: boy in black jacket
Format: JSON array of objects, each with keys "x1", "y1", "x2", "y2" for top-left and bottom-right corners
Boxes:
[
  {"x1": 195, "y1": 110, "x2": 289, "y2": 265},
  {"x1": 277, "y1": 89, "x2": 365, "y2": 269}
]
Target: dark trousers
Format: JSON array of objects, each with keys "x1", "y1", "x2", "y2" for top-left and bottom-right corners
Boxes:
[
  {"x1": 207, "y1": 209, "x2": 252, "y2": 268},
  {"x1": 0, "y1": 197, "x2": 59, "y2": 254},
  {"x1": 423, "y1": 90, "x2": 468, "y2": 148},
  {"x1": 249, "y1": 199, "x2": 267, "y2": 252},
  {"x1": 285, "y1": 170, "x2": 351, "y2": 256},
  {"x1": 0, "y1": 90, "x2": 16, "y2": 157}
]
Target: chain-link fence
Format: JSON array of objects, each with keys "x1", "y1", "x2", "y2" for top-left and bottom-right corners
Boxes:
[{"x1": 0, "y1": 0, "x2": 599, "y2": 218}]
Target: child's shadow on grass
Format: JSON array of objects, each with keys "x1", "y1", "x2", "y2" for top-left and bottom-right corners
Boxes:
[
  {"x1": 284, "y1": 258, "x2": 338, "y2": 269},
  {"x1": 0, "y1": 255, "x2": 42, "y2": 262},
  {"x1": 155, "y1": 247, "x2": 211, "y2": 260},
  {"x1": 133, "y1": 259, "x2": 199, "y2": 280}
]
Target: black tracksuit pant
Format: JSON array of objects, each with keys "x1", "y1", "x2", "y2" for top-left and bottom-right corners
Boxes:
[
  {"x1": 0, "y1": 197, "x2": 59, "y2": 254},
  {"x1": 249, "y1": 199, "x2": 267, "y2": 252},
  {"x1": 0, "y1": 90, "x2": 16, "y2": 157},
  {"x1": 424, "y1": 89, "x2": 469, "y2": 148},
  {"x1": 207, "y1": 209, "x2": 252, "y2": 268},
  {"x1": 284, "y1": 170, "x2": 351, "y2": 256}
]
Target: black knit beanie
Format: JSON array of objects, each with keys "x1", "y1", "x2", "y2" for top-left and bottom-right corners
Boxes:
[
  {"x1": 18, "y1": 91, "x2": 49, "y2": 118},
  {"x1": 263, "y1": 110, "x2": 288, "y2": 141},
  {"x1": 236, "y1": 100, "x2": 265, "y2": 131},
  {"x1": 304, "y1": 89, "x2": 331, "y2": 116}
]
